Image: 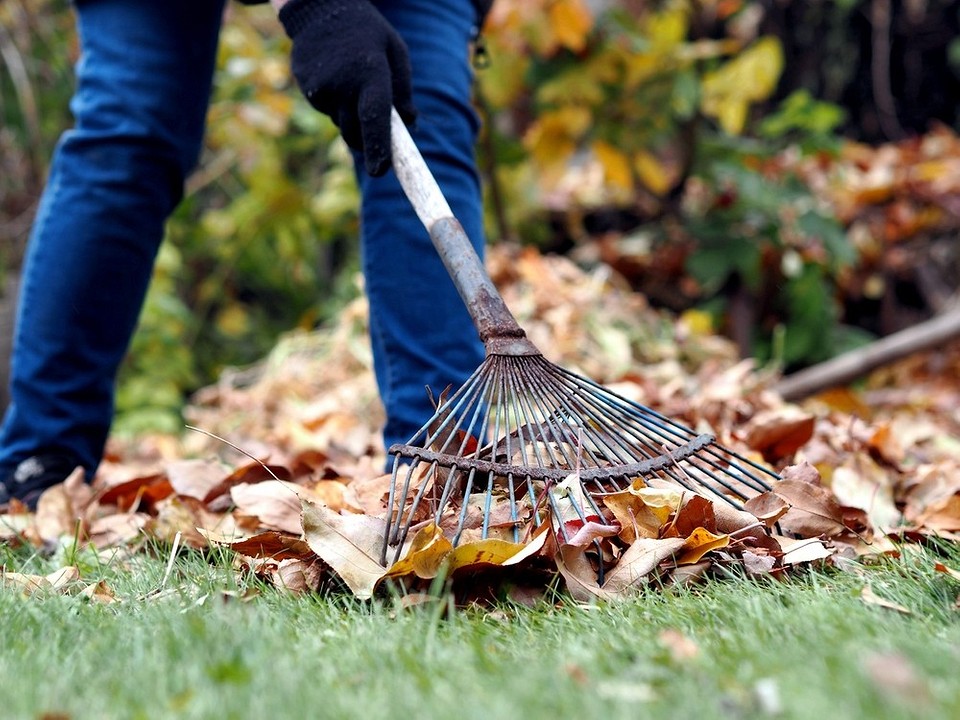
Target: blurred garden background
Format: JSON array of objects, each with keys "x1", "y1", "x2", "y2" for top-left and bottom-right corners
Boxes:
[{"x1": 2, "y1": 0, "x2": 960, "y2": 436}]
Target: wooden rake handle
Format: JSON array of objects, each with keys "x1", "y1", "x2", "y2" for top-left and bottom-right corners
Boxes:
[{"x1": 389, "y1": 108, "x2": 537, "y2": 354}]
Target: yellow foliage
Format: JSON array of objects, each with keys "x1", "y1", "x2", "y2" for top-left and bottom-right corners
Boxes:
[
  {"x1": 633, "y1": 149, "x2": 672, "y2": 196},
  {"x1": 548, "y1": 0, "x2": 594, "y2": 53},
  {"x1": 593, "y1": 140, "x2": 633, "y2": 191},
  {"x1": 645, "y1": 5, "x2": 689, "y2": 51},
  {"x1": 701, "y1": 36, "x2": 784, "y2": 134},
  {"x1": 523, "y1": 105, "x2": 593, "y2": 170}
]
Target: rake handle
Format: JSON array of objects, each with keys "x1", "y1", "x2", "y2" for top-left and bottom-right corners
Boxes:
[{"x1": 390, "y1": 108, "x2": 539, "y2": 355}]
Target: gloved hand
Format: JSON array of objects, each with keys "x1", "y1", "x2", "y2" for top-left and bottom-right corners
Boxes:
[{"x1": 279, "y1": 0, "x2": 417, "y2": 177}]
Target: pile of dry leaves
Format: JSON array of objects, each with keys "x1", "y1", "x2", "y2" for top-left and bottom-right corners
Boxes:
[{"x1": 3, "y1": 240, "x2": 960, "y2": 604}]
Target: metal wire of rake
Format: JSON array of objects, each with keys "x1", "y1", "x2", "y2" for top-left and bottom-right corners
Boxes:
[
  {"x1": 380, "y1": 353, "x2": 778, "y2": 565},
  {"x1": 382, "y1": 109, "x2": 780, "y2": 568}
]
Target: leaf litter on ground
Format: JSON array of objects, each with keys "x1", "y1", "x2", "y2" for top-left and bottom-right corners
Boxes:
[{"x1": 3, "y1": 225, "x2": 960, "y2": 605}]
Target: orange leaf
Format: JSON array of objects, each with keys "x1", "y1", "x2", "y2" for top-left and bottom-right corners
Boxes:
[
  {"x1": 548, "y1": 0, "x2": 593, "y2": 53},
  {"x1": 678, "y1": 527, "x2": 729, "y2": 564}
]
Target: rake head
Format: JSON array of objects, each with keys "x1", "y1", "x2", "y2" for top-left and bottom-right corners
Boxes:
[{"x1": 380, "y1": 351, "x2": 778, "y2": 566}]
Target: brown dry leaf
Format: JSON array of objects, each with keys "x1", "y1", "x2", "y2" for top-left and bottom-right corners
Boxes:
[
  {"x1": 671, "y1": 495, "x2": 718, "y2": 536},
  {"x1": 742, "y1": 407, "x2": 815, "y2": 460},
  {"x1": 87, "y1": 512, "x2": 149, "y2": 549},
  {"x1": 914, "y1": 494, "x2": 960, "y2": 533},
  {"x1": 677, "y1": 527, "x2": 729, "y2": 565},
  {"x1": 79, "y1": 579, "x2": 117, "y2": 604},
  {"x1": 743, "y1": 492, "x2": 791, "y2": 527},
  {"x1": 564, "y1": 520, "x2": 621, "y2": 548},
  {"x1": 601, "y1": 489, "x2": 664, "y2": 542},
  {"x1": 861, "y1": 584, "x2": 912, "y2": 614},
  {"x1": 831, "y1": 455, "x2": 901, "y2": 531},
  {"x1": 772, "y1": 478, "x2": 846, "y2": 537},
  {"x1": 45, "y1": 565, "x2": 81, "y2": 592},
  {"x1": 147, "y1": 496, "x2": 216, "y2": 548},
  {"x1": 0, "y1": 513, "x2": 33, "y2": 544},
  {"x1": 166, "y1": 458, "x2": 230, "y2": 501},
  {"x1": 202, "y1": 462, "x2": 293, "y2": 505},
  {"x1": 560, "y1": 536, "x2": 688, "y2": 601},
  {"x1": 2, "y1": 571, "x2": 52, "y2": 595},
  {"x1": 341, "y1": 473, "x2": 394, "y2": 516},
  {"x1": 33, "y1": 468, "x2": 93, "y2": 542},
  {"x1": 230, "y1": 481, "x2": 304, "y2": 534},
  {"x1": 212, "y1": 530, "x2": 313, "y2": 560},
  {"x1": 300, "y1": 498, "x2": 386, "y2": 599},
  {"x1": 742, "y1": 550, "x2": 778, "y2": 575},
  {"x1": 96, "y1": 473, "x2": 173, "y2": 512},
  {"x1": 272, "y1": 557, "x2": 326, "y2": 594}
]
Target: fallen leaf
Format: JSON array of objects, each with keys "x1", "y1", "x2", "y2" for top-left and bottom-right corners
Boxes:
[
  {"x1": 831, "y1": 458, "x2": 901, "y2": 532},
  {"x1": 86, "y1": 512, "x2": 149, "y2": 549},
  {"x1": 202, "y1": 462, "x2": 293, "y2": 505},
  {"x1": 742, "y1": 406, "x2": 815, "y2": 460},
  {"x1": 273, "y1": 557, "x2": 326, "y2": 594},
  {"x1": 772, "y1": 479, "x2": 846, "y2": 537},
  {"x1": 384, "y1": 524, "x2": 453, "y2": 580},
  {"x1": 166, "y1": 459, "x2": 230, "y2": 501},
  {"x1": 777, "y1": 536, "x2": 835, "y2": 565},
  {"x1": 558, "y1": 536, "x2": 687, "y2": 602},
  {"x1": 860, "y1": 584, "x2": 911, "y2": 614},
  {"x1": 914, "y1": 494, "x2": 960, "y2": 532},
  {"x1": 742, "y1": 550, "x2": 778, "y2": 575},
  {"x1": 213, "y1": 530, "x2": 313, "y2": 560},
  {"x1": 230, "y1": 481, "x2": 304, "y2": 534},
  {"x1": 34, "y1": 468, "x2": 92, "y2": 542},
  {"x1": 677, "y1": 527, "x2": 729, "y2": 565},
  {"x1": 743, "y1": 492, "x2": 791, "y2": 527},
  {"x1": 300, "y1": 498, "x2": 386, "y2": 600}
]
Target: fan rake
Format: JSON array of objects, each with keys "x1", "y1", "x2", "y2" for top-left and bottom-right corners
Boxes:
[{"x1": 381, "y1": 110, "x2": 779, "y2": 566}]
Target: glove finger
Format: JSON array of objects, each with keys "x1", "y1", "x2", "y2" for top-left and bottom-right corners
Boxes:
[
  {"x1": 337, "y1": 105, "x2": 363, "y2": 153},
  {"x1": 357, "y1": 81, "x2": 393, "y2": 177},
  {"x1": 386, "y1": 37, "x2": 417, "y2": 126}
]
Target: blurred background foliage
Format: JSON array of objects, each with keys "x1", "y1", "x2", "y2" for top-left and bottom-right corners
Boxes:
[{"x1": 2, "y1": 0, "x2": 959, "y2": 432}]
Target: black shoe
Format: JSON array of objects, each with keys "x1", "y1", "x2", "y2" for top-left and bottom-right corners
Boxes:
[{"x1": 1, "y1": 452, "x2": 82, "y2": 509}]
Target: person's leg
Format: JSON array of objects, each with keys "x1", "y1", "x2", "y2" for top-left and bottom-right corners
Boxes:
[
  {"x1": 0, "y1": 0, "x2": 226, "y2": 496},
  {"x1": 360, "y1": 0, "x2": 487, "y2": 451}
]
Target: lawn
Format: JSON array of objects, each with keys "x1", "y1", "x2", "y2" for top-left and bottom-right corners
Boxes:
[{"x1": 2, "y1": 541, "x2": 959, "y2": 720}]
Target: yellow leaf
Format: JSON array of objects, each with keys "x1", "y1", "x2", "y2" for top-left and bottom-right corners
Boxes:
[
  {"x1": 701, "y1": 36, "x2": 784, "y2": 134},
  {"x1": 679, "y1": 308, "x2": 714, "y2": 336},
  {"x1": 633, "y1": 149, "x2": 671, "y2": 195},
  {"x1": 549, "y1": 0, "x2": 594, "y2": 53},
  {"x1": 593, "y1": 140, "x2": 633, "y2": 191},
  {"x1": 444, "y1": 538, "x2": 529, "y2": 572},
  {"x1": 384, "y1": 523, "x2": 453, "y2": 580},
  {"x1": 678, "y1": 527, "x2": 729, "y2": 565},
  {"x1": 523, "y1": 105, "x2": 592, "y2": 169},
  {"x1": 645, "y1": 7, "x2": 689, "y2": 52}
]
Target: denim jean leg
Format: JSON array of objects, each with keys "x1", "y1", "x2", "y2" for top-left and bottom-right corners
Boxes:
[
  {"x1": 360, "y1": 0, "x2": 487, "y2": 452},
  {"x1": 0, "y1": 0, "x2": 226, "y2": 478}
]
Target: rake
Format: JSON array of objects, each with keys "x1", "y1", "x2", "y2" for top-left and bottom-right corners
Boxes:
[{"x1": 381, "y1": 109, "x2": 778, "y2": 566}]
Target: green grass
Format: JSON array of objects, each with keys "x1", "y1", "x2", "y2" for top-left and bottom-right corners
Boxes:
[{"x1": 2, "y1": 541, "x2": 960, "y2": 720}]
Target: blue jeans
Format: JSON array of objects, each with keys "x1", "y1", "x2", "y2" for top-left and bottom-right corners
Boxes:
[{"x1": 0, "y1": 0, "x2": 486, "y2": 478}]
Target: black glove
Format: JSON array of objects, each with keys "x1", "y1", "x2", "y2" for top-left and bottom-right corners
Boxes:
[{"x1": 279, "y1": 0, "x2": 417, "y2": 177}]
